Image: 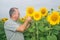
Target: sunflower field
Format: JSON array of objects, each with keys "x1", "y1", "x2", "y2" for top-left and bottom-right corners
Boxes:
[
  {"x1": 19, "y1": 7, "x2": 60, "y2": 40},
  {"x1": 0, "y1": 6, "x2": 60, "y2": 40}
]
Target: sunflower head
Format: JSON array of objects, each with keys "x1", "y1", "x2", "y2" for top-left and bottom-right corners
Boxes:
[
  {"x1": 26, "y1": 7, "x2": 34, "y2": 17},
  {"x1": 33, "y1": 11, "x2": 41, "y2": 21},
  {"x1": 19, "y1": 17, "x2": 25, "y2": 22},
  {"x1": 47, "y1": 11, "x2": 60, "y2": 25},
  {"x1": 19, "y1": 15, "x2": 29, "y2": 22},
  {"x1": 2, "y1": 18, "x2": 8, "y2": 22},
  {"x1": 39, "y1": 7, "x2": 48, "y2": 17}
]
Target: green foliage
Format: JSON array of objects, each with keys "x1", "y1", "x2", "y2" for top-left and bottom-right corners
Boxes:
[
  {"x1": 40, "y1": 37, "x2": 46, "y2": 40},
  {"x1": 23, "y1": 17, "x2": 60, "y2": 40},
  {"x1": 0, "y1": 21, "x2": 7, "y2": 40},
  {"x1": 47, "y1": 35, "x2": 57, "y2": 40}
]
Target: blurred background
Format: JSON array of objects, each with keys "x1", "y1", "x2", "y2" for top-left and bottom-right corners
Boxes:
[{"x1": 0, "y1": 0, "x2": 60, "y2": 18}]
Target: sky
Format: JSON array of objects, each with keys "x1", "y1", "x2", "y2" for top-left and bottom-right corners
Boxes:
[{"x1": 0, "y1": 0, "x2": 60, "y2": 18}]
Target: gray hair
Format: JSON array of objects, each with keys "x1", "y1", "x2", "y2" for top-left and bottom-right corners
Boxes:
[{"x1": 9, "y1": 7, "x2": 18, "y2": 17}]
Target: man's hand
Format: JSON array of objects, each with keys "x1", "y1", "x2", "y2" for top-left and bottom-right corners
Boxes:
[
  {"x1": 26, "y1": 24, "x2": 30, "y2": 29},
  {"x1": 16, "y1": 17, "x2": 32, "y2": 32},
  {"x1": 26, "y1": 16, "x2": 32, "y2": 22}
]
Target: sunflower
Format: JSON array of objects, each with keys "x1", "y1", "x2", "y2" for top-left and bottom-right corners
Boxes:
[
  {"x1": 19, "y1": 17, "x2": 25, "y2": 22},
  {"x1": 33, "y1": 11, "x2": 41, "y2": 21},
  {"x1": 47, "y1": 11, "x2": 60, "y2": 25},
  {"x1": 26, "y1": 7, "x2": 34, "y2": 17},
  {"x1": 39, "y1": 7, "x2": 48, "y2": 17},
  {"x1": 2, "y1": 18, "x2": 8, "y2": 22},
  {"x1": 19, "y1": 15, "x2": 29, "y2": 22}
]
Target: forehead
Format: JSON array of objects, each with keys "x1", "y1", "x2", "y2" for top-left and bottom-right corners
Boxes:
[
  {"x1": 14, "y1": 9, "x2": 20, "y2": 14},
  {"x1": 14, "y1": 9, "x2": 19, "y2": 13},
  {"x1": 14, "y1": 9, "x2": 18, "y2": 11}
]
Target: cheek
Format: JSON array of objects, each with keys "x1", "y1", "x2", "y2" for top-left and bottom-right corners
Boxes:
[
  {"x1": 16, "y1": 14, "x2": 19, "y2": 18},
  {"x1": 12, "y1": 15, "x2": 16, "y2": 18},
  {"x1": 12, "y1": 13, "x2": 19, "y2": 19},
  {"x1": 14, "y1": 15, "x2": 19, "y2": 19}
]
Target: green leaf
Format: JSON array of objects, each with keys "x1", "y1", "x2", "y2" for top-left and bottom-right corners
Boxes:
[
  {"x1": 51, "y1": 30, "x2": 59, "y2": 35},
  {"x1": 47, "y1": 35, "x2": 57, "y2": 40},
  {"x1": 28, "y1": 26, "x2": 35, "y2": 32},
  {"x1": 44, "y1": 27, "x2": 51, "y2": 31},
  {"x1": 40, "y1": 37, "x2": 46, "y2": 40},
  {"x1": 31, "y1": 37, "x2": 36, "y2": 40},
  {"x1": 39, "y1": 26, "x2": 45, "y2": 32},
  {"x1": 53, "y1": 26, "x2": 60, "y2": 31}
]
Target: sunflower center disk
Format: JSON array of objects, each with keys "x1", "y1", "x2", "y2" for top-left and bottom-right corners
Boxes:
[
  {"x1": 51, "y1": 15, "x2": 58, "y2": 21},
  {"x1": 41, "y1": 9, "x2": 46, "y2": 14},
  {"x1": 28, "y1": 9, "x2": 33, "y2": 14},
  {"x1": 35, "y1": 14, "x2": 39, "y2": 18}
]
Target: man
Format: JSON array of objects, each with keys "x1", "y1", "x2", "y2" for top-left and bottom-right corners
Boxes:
[{"x1": 4, "y1": 7, "x2": 32, "y2": 40}]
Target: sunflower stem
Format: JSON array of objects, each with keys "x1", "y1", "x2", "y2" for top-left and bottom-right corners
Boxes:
[
  {"x1": 36, "y1": 22, "x2": 39, "y2": 40},
  {"x1": 49, "y1": 24, "x2": 52, "y2": 36},
  {"x1": 33, "y1": 22, "x2": 36, "y2": 40}
]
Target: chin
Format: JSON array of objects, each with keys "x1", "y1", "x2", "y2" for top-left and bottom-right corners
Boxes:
[{"x1": 16, "y1": 18, "x2": 18, "y2": 20}]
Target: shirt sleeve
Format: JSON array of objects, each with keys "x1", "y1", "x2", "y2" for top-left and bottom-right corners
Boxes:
[{"x1": 4, "y1": 21, "x2": 20, "y2": 32}]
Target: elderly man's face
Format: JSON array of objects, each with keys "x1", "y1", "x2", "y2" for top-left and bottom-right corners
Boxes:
[{"x1": 12, "y1": 9, "x2": 20, "y2": 21}]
